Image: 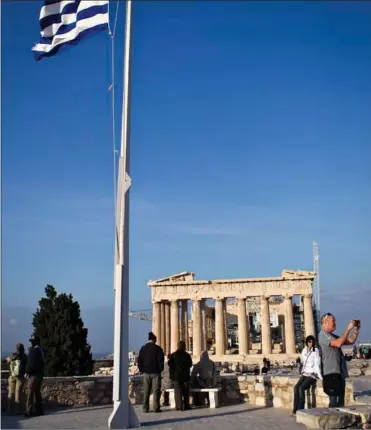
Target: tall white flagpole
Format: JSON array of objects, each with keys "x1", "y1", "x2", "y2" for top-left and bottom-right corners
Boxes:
[{"x1": 108, "y1": 1, "x2": 140, "y2": 428}]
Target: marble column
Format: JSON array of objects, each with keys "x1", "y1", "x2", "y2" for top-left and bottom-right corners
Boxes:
[
  {"x1": 215, "y1": 298, "x2": 225, "y2": 356},
  {"x1": 153, "y1": 302, "x2": 161, "y2": 343},
  {"x1": 160, "y1": 302, "x2": 166, "y2": 352},
  {"x1": 303, "y1": 294, "x2": 315, "y2": 337},
  {"x1": 284, "y1": 295, "x2": 296, "y2": 354},
  {"x1": 207, "y1": 316, "x2": 212, "y2": 343},
  {"x1": 170, "y1": 300, "x2": 179, "y2": 353},
  {"x1": 192, "y1": 300, "x2": 202, "y2": 357},
  {"x1": 223, "y1": 299, "x2": 228, "y2": 350},
  {"x1": 180, "y1": 300, "x2": 189, "y2": 350},
  {"x1": 165, "y1": 301, "x2": 171, "y2": 355},
  {"x1": 201, "y1": 299, "x2": 207, "y2": 351},
  {"x1": 261, "y1": 296, "x2": 272, "y2": 355},
  {"x1": 238, "y1": 298, "x2": 248, "y2": 355}
]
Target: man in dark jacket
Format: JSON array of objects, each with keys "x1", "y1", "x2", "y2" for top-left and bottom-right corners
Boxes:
[
  {"x1": 168, "y1": 341, "x2": 193, "y2": 411},
  {"x1": 138, "y1": 332, "x2": 164, "y2": 413},
  {"x1": 25, "y1": 336, "x2": 45, "y2": 417}
]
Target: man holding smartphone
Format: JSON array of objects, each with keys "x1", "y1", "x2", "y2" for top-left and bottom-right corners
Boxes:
[{"x1": 318, "y1": 314, "x2": 360, "y2": 408}]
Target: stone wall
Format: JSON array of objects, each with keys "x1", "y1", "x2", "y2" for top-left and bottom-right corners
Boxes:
[
  {"x1": 2, "y1": 374, "x2": 357, "y2": 412},
  {"x1": 2, "y1": 376, "x2": 113, "y2": 411},
  {"x1": 234, "y1": 375, "x2": 354, "y2": 409},
  {"x1": 128, "y1": 374, "x2": 356, "y2": 409}
]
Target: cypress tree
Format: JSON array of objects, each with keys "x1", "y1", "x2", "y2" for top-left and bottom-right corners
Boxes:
[{"x1": 31, "y1": 285, "x2": 93, "y2": 376}]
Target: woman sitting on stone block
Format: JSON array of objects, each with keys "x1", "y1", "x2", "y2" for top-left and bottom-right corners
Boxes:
[{"x1": 292, "y1": 335, "x2": 322, "y2": 415}]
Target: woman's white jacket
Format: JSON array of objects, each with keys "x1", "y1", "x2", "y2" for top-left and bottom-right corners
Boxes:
[{"x1": 300, "y1": 346, "x2": 323, "y2": 380}]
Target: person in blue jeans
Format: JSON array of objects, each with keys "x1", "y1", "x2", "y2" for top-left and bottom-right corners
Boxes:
[{"x1": 318, "y1": 314, "x2": 360, "y2": 408}]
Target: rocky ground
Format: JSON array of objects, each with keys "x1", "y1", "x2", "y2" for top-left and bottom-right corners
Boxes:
[{"x1": 347, "y1": 360, "x2": 371, "y2": 377}]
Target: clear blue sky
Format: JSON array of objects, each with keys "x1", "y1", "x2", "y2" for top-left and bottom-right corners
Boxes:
[{"x1": 2, "y1": 1, "x2": 371, "y2": 352}]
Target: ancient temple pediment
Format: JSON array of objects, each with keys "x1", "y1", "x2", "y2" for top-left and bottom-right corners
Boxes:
[
  {"x1": 149, "y1": 271, "x2": 195, "y2": 285},
  {"x1": 281, "y1": 269, "x2": 316, "y2": 279}
]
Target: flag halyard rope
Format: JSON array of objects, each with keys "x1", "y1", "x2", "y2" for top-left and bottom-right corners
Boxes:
[{"x1": 108, "y1": 0, "x2": 121, "y2": 262}]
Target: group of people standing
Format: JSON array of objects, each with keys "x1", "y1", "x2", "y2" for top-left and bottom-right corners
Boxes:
[
  {"x1": 7, "y1": 313, "x2": 361, "y2": 417},
  {"x1": 293, "y1": 314, "x2": 360, "y2": 415},
  {"x1": 137, "y1": 332, "x2": 216, "y2": 412},
  {"x1": 6, "y1": 335, "x2": 46, "y2": 417},
  {"x1": 139, "y1": 313, "x2": 361, "y2": 415}
]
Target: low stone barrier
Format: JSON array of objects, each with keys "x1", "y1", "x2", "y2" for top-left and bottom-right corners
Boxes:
[
  {"x1": 1, "y1": 374, "x2": 357, "y2": 412},
  {"x1": 235, "y1": 375, "x2": 354, "y2": 408},
  {"x1": 1, "y1": 376, "x2": 113, "y2": 411}
]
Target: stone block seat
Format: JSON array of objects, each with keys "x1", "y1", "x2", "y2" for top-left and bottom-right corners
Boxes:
[
  {"x1": 165, "y1": 387, "x2": 222, "y2": 409},
  {"x1": 296, "y1": 408, "x2": 357, "y2": 429},
  {"x1": 296, "y1": 405, "x2": 371, "y2": 429}
]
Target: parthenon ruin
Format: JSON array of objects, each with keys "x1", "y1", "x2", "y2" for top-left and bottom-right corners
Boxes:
[{"x1": 148, "y1": 269, "x2": 316, "y2": 362}]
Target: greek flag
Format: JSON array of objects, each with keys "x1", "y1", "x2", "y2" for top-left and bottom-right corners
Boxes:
[{"x1": 32, "y1": 0, "x2": 109, "y2": 61}]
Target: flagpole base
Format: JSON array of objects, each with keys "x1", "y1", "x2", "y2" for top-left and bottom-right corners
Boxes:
[{"x1": 108, "y1": 399, "x2": 140, "y2": 429}]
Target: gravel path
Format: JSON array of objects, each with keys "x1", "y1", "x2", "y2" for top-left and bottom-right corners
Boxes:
[{"x1": 2, "y1": 404, "x2": 307, "y2": 430}]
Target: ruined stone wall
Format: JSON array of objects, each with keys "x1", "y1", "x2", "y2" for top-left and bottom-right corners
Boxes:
[
  {"x1": 2, "y1": 374, "x2": 356, "y2": 412},
  {"x1": 1, "y1": 376, "x2": 113, "y2": 411},
  {"x1": 234, "y1": 375, "x2": 354, "y2": 409}
]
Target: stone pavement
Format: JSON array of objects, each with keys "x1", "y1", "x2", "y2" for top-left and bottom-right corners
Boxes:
[{"x1": 2, "y1": 404, "x2": 307, "y2": 430}]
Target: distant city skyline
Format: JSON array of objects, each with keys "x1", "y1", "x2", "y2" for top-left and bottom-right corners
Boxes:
[{"x1": 2, "y1": 1, "x2": 371, "y2": 352}]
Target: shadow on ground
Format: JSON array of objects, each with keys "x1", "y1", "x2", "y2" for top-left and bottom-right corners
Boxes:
[
  {"x1": 1, "y1": 413, "x2": 22, "y2": 429},
  {"x1": 140, "y1": 405, "x2": 266, "y2": 426},
  {"x1": 1, "y1": 405, "x2": 112, "y2": 429}
]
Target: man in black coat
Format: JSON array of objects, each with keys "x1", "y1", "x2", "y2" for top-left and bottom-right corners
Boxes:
[
  {"x1": 168, "y1": 341, "x2": 193, "y2": 411},
  {"x1": 25, "y1": 336, "x2": 45, "y2": 417},
  {"x1": 138, "y1": 332, "x2": 164, "y2": 413}
]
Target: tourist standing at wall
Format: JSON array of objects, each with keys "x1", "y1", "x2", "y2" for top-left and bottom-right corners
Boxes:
[
  {"x1": 25, "y1": 336, "x2": 45, "y2": 417},
  {"x1": 138, "y1": 332, "x2": 165, "y2": 413},
  {"x1": 168, "y1": 341, "x2": 193, "y2": 411},
  {"x1": 318, "y1": 314, "x2": 360, "y2": 408},
  {"x1": 7, "y1": 343, "x2": 27, "y2": 415},
  {"x1": 292, "y1": 336, "x2": 322, "y2": 415}
]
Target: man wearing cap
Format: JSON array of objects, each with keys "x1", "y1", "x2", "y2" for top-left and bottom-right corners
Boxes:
[
  {"x1": 138, "y1": 332, "x2": 165, "y2": 413},
  {"x1": 25, "y1": 335, "x2": 45, "y2": 417}
]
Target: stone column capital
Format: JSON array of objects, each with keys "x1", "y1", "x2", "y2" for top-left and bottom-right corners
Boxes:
[
  {"x1": 304, "y1": 294, "x2": 313, "y2": 299},
  {"x1": 261, "y1": 294, "x2": 270, "y2": 301},
  {"x1": 284, "y1": 294, "x2": 294, "y2": 300},
  {"x1": 238, "y1": 297, "x2": 246, "y2": 302}
]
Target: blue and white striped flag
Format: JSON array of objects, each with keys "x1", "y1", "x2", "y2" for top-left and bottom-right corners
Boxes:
[{"x1": 32, "y1": 0, "x2": 109, "y2": 61}]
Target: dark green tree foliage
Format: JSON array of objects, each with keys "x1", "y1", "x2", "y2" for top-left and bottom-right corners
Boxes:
[{"x1": 31, "y1": 285, "x2": 93, "y2": 377}]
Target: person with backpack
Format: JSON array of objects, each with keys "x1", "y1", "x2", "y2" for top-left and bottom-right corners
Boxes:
[
  {"x1": 7, "y1": 343, "x2": 27, "y2": 414},
  {"x1": 318, "y1": 314, "x2": 359, "y2": 408},
  {"x1": 25, "y1": 335, "x2": 46, "y2": 417},
  {"x1": 292, "y1": 335, "x2": 322, "y2": 415}
]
